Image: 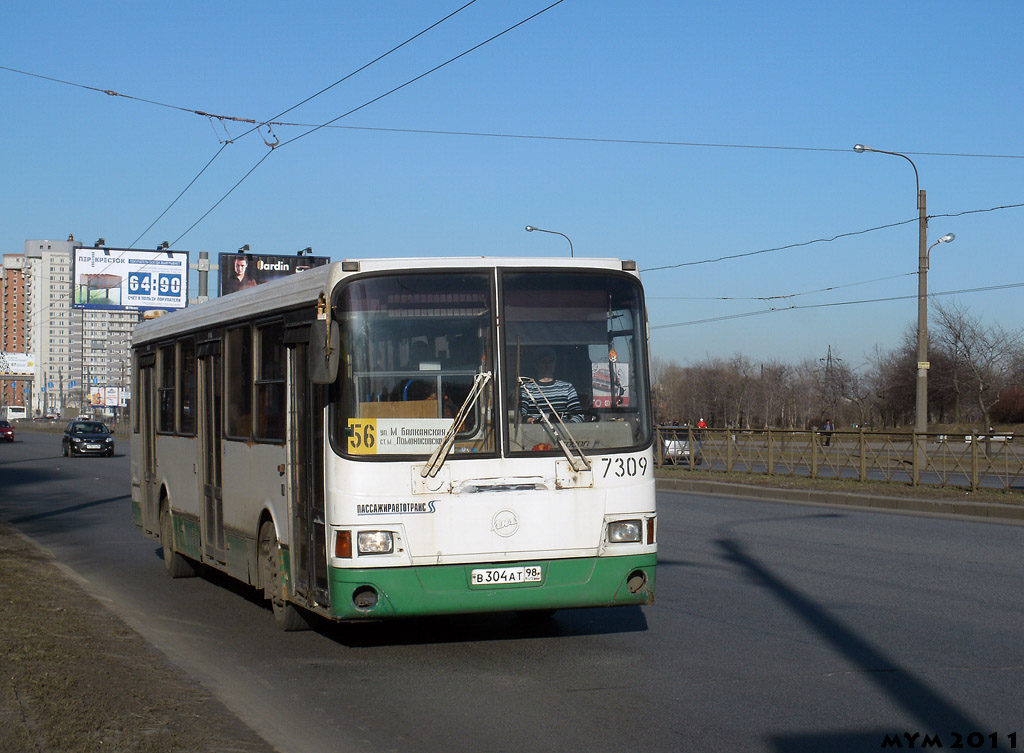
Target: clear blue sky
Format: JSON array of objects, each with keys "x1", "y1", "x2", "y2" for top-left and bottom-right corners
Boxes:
[{"x1": 4, "y1": 1, "x2": 1022, "y2": 368}]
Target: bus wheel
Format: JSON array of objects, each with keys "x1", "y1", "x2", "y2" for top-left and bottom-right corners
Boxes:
[
  {"x1": 160, "y1": 503, "x2": 197, "y2": 578},
  {"x1": 257, "y1": 521, "x2": 310, "y2": 632}
]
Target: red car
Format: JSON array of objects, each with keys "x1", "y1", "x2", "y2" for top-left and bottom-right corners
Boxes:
[{"x1": 0, "y1": 420, "x2": 13, "y2": 442}]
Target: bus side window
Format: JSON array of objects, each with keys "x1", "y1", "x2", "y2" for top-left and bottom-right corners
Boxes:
[
  {"x1": 255, "y1": 320, "x2": 286, "y2": 442},
  {"x1": 157, "y1": 344, "x2": 175, "y2": 434},
  {"x1": 225, "y1": 326, "x2": 252, "y2": 439}
]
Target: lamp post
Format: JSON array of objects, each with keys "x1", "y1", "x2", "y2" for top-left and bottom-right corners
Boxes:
[
  {"x1": 854, "y1": 144, "x2": 933, "y2": 438},
  {"x1": 525, "y1": 225, "x2": 574, "y2": 257}
]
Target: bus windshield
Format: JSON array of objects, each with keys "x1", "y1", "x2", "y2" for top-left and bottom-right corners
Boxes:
[
  {"x1": 503, "y1": 270, "x2": 650, "y2": 454},
  {"x1": 334, "y1": 272, "x2": 495, "y2": 458},
  {"x1": 332, "y1": 267, "x2": 650, "y2": 460}
]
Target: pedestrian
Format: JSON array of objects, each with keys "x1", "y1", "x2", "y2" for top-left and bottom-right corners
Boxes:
[
  {"x1": 823, "y1": 418, "x2": 834, "y2": 447},
  {"x1": 695, "y1": 417, "x2": 707, "y2": 447}
]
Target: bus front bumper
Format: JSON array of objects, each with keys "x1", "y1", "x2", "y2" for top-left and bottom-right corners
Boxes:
[{"x1": 327, "y1": 553, "x2": 656, "y2": 620}]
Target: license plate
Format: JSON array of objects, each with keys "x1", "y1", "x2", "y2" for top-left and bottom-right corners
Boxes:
[
  {"x1": 86, "y1": 444, "x2": 101, "y2": 450},
  {"x1": 471, "y1": 566, "x2": 543, "y2": 585}
]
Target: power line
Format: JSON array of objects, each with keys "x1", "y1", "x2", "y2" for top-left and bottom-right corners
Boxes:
[
  {"x1": 276, "y1": 126, "x2": 1024, "y2": 161},
  {"x1": 6, "y1": 62, "x2": 1024, "y2": 161},
  {"x1": 651, "y1": 282, "x2": 1024, "y2": 330},
  {"x1": 646, "y1": 271, "x2": 918, "y2": 302},
  {"x1": 641, "y1": 218, "x2": 919, "y2": 271},
  {"x1": 641, "y1": 202, "x2": 1024, "y2": 273}
]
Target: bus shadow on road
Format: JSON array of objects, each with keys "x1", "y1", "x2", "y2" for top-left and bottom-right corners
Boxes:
[
  {"x1": 168, "y1": 560, "x2": 650, "y2": 646},
  {"x1": 314, "y1": 604, "x2": 649, "y2": 648}
]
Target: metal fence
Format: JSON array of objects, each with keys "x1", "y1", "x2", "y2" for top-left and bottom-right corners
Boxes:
[{"x1": 654, "y1": 426, "x2": 1024, "y2": 491}]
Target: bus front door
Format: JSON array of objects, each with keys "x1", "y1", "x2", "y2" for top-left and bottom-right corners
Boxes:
[
  {"x1": 200, "y1": 350, "x2": 225, "y2": 563},
  {"x1": 289, "y1": 342, "x2": 329, "y2": 608}
]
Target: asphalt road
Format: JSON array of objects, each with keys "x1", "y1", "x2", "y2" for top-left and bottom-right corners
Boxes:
[{"x1": 2, "y1": 430, "x2": 1022, "y2": 753}]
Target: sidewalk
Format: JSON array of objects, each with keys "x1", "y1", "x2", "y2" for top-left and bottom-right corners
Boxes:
[{"x1": 0, "y1": 522, "x2": 277, "y2": 753}]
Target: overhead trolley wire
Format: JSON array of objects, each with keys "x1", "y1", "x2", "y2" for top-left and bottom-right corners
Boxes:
[
  {"x1": 134, "y1": 0, "x2": 484, "y2": 249},
  {"x1": 168, "y1": 0, "x2": 569, "y2": 246},
  {"x1": 228, "y1": 0, "x2": 482, "y2": 145}
]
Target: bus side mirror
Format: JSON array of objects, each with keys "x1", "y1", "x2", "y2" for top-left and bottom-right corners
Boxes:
[{"x1": 309, "y1": 320, "x2": 340, "y2": 384}]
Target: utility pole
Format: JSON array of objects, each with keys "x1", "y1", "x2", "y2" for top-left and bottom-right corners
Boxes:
[
  {"x1": 916, "y1": 189, "x2": 929, "y2": 436},
  {"x1": 190, "y1": 251, "x2": 216, "y2": 304}
]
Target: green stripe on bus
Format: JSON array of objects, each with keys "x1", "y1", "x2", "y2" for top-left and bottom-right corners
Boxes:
[
  {"x1": 327, "y1": 554, "x2": 656, "y2": 620},
  {"x1": 175, "y1": 516, "x2": 203, "y2": 560}
]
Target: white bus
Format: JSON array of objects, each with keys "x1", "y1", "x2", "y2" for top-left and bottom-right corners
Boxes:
[
  {"x1": 3, "y1": 405, "x2": 27, "y2": 421},
  {"x1": 131, "y1": 257, "x2": 656, "y2": 629}
]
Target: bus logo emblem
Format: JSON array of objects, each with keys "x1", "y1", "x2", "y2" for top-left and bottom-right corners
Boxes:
[{"x1": 491, "y1": 509, "x2": 519, "y2": 538}]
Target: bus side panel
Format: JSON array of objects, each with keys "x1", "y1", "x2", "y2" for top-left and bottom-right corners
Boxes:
[
  {"x1": 155, "y1": 435, "x2": 203, "y2": 558},
  {"x1": 220, "y1": 440, "x2": 288, "y2": 585},
  {"x1": 130, "y1": 432, "x2": 145, "y2": 531}
]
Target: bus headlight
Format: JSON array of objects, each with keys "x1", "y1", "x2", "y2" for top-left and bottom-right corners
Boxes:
[
  {"x1": 357, "y1": 531, "x2": 394, "y2": 555},
  {"x1": 607, "y1": 520, "x2": 642, "y2": 544}
]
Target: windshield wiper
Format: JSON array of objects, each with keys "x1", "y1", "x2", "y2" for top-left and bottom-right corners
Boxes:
[
  {"x1": 420, "y1": 371, "x2": 492, "y2": 479},
  {"x1": 517, "y1": 377, "x2": 591, "y2": 473}
]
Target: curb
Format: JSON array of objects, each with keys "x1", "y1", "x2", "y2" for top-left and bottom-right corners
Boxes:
[{"x1": 655, "y1": 477, "x2": 1024, "y2": 522}]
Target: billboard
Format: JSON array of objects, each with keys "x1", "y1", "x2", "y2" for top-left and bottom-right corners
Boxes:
[
  {"x1": 88, "y1": 386, "x2": 130, "y2": 408},
  {"x1": 219, "y1": 253, "x2": 329, "y2": 296},
  {"x1": 0, "y1": 352, "x2": 36, "y2": 376},
  {"x1": 73, "y1": 247, "x2": 189, "y2": 311}
]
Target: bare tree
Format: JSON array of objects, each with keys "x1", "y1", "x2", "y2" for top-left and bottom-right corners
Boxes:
[
  {"x1": 931, "y1": 301, "x2": 1024, "y2": 428},
  {"x1": 648, "y1": 303, "x2": 1023, "y2": 433},
  {"x1": 931, "y1": 302, "x2": 973, "y2": 423}
]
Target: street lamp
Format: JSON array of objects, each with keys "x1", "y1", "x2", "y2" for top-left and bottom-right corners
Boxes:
[
  {"x1": 928, "y1": 233, "x2": 955, "y2": 262},
  {"x1": 854, "y1": 144, "x2": 931, "y2": 439},
  {"x1": 525, "y1": 225, "x2": 574, "y2": 257}
]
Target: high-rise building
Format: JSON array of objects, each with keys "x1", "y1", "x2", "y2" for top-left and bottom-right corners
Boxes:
[{"x1": 25, "y1": 237, "x2": 81, "y2": 415}]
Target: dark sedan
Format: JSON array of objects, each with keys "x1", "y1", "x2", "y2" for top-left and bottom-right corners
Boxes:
[{"x1": 62, "y1": 420, "x2": 115, "y2": 457}]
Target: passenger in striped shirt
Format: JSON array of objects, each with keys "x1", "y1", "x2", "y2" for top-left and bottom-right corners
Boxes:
[{"x1": 519, "y1": 348, "x2": 585, "y2": 424}]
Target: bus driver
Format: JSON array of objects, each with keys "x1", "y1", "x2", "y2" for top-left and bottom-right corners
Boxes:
[{"x1": 519, "y1": 347, "x2": 585, "y2": 424}]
